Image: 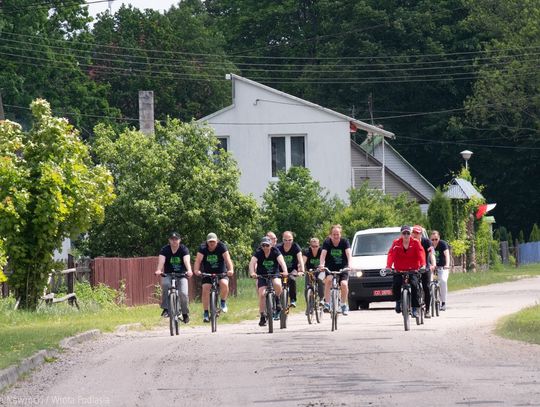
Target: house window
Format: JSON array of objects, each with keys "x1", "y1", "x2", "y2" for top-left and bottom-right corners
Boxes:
[
  {"x1": 217, "y1": 137, "x2": 228, "y2": 152},
  {"x1": 270, "y1": 135, "x2": 306, "y2": 177}
]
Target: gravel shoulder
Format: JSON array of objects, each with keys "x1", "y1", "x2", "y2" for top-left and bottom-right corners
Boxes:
[{"x1": 2, "y1": 277, "x2": 540, "y2": 407}]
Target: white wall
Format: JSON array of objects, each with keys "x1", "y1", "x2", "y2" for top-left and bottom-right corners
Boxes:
[{"x1": 205, "y1": 79, "x2": 352, "y2": 201}]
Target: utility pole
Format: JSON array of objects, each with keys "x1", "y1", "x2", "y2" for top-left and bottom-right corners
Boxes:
[
  {"x1": 0, "y1": 91, "x2": 5, "y2": 120},
  {"x1": 138, "y1": 90, "x2": 155, "y2": 135}
]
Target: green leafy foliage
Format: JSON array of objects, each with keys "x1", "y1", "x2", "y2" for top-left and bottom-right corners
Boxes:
[
  {"x1": 428, "y1": 188, "x2": 454, "y2": 240},
  {"x1": 529, "y1": 224, "x2": 540, "y2": 243},
  {"x1": 86, "y1": 120, "x2": 259, "y2": 270},
  {"x1": 320, "y1": 183, "x2": 424, "y2": 240},
  {"x1": 0, "y1": 99, "x2": 115, "y2": 309},
  {"x1": 260, "y1": 167, "x2": 337, "y2": 246}
]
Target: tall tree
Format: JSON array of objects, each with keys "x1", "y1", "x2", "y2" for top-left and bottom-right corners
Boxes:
[
  {"x1": 0, "y1": 99, "x2": 115, "y2": 309},
  {"x1": 428, "y1": 188, "x2": 454, "y2": 240},
  {"x1": 87, "y1": 120, "x2": 259, "y2": 268}
]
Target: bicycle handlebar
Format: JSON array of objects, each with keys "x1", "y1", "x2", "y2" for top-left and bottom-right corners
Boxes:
[
  {"x1": 318, "y1": 267, "x2": 350, "y2": 274},
  {"x1": 200, "y1": 272, "x2": 228, "y2": 278},
  {"x1": 379, "y1": 268, "x2": 425, "y2": 277}
]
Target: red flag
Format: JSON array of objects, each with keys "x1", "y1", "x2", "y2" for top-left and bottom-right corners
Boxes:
[
  {"x1": 476, "y1": 204, "x2": 488, "y2": 219},
  {"x1": 350, "y1": 122, "x2": 358, "y2": 133}
]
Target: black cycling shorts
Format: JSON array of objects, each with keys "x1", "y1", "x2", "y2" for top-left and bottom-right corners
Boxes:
[
  {"x1": 257, "y1": 274, "x2": 279, "y2": 288},
  {"x1": 201, "y1": 274, "x2": 229, "y2": 285},
  {"x1": 325, "y1": 269, "x2": 349, "y2": 283}
]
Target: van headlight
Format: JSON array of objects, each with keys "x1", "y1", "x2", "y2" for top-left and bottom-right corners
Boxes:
[{"x1": 352, "y1": 270, "x2": 363, "y2": 278}]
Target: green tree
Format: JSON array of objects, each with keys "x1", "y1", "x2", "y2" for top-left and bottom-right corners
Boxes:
[
  {"x1": 518, "y1": 230, "x2": 525, "y2": 244},
  {"x1": 322, "y1": 183, "x2": 424, "y2": 241},
  {"x1": 0, "y1": 99, "x2": 115, "y2": 309},
  {"x1": 87, "y1": 120, "x2": 259, "y2": 269},
  {"x1": 428, "y1": 188, "x2": 454, "y2": 240},
  {"x1": 260, "y1": 167, "x2": 336, "y2": 246},
  {"x1": 90, "y1": 2, "x2": 236, "y2": 123},
  {"x1": 529, "y1": 223, "x2": 540, "y2": 242}
]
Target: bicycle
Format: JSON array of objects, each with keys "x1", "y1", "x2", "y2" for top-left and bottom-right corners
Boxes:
[
  {"x1": 430, "y1": 268, "x2": 442, "y2": 317},
  {"x1": 320, "y1": 267, "x2": 350, "y2": 332},
  {"x1": 279, "y1": 273, "x2": 291, "y2": 329},
  {"x1": 253, "y1": 273, "x2": 281, "y2": 334},
  {"x1": 162, "y1": 272, "x2": 186, "y2": 336},
  {"x1": 305, "y1": 269, "x2": 323, "y2": 324},
  {"x1": 380, "y1": 269, "x2": 422, "y2": 331},
  {"x1": 201, "y1": 272, "x2": 228, "y2": 333}
]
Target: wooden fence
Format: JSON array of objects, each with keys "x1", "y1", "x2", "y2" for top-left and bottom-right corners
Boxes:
[{"x1": 91, "y1": 257, "x2": 237, "y2": 306}]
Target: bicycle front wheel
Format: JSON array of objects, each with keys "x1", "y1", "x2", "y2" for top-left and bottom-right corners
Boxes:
[
  {"x1": 401, "y1": 289, "x2": 410, "y2": 331},
  {"x1": 210, "y1": 290, "x2": 218, "y2": 333},
  {"x1": 169, "y1": 291, "x2": 178, "y2": 336},
  {"x1": 435, "y1": 285, "x2": 441, "y2": 317},
  {"x1": 266, "y1": 292, "x2": 274, "y2": 334},
  {"x1": 306, "y1": 288, "x2": 314, "y2": 325},
  {"x1": 280, "y1": 288, "x2": 288, "y2": 329},
  {"x1": 331, "y1": 289, "x2": 339, "y2": 332},
  {"x1": 430, "y1": 284, "x2": 436, "y2": 317}
]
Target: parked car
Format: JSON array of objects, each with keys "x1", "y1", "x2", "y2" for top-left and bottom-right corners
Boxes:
[{"x1": 348, "y1": 227, "x2": 401, "y2": 310}]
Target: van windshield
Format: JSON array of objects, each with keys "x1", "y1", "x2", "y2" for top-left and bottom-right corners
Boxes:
[{"x1": 353, "y1": 232, "x2": 399, "y2": 256}]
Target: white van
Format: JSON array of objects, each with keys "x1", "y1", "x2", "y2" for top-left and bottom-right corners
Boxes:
[{"x1": 348, "y1": 227, "x2": 401, "y2": 310}]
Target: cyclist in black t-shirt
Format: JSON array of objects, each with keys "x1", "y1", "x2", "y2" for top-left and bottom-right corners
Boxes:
[
  {"x1": 430, "y1": 230, "x2": 451, "y2": 310},
  {"x1": 303, "y1": 237, "x2": 325, "y2": 303},
  {"x1": 248, "y1": 236, "x2": 288, "y2": 326},
  {"x1": 194, "y1": 233, "x2": 234, "y2": 323},
  {"x1": 277, "y1": 231, "x2": 305, "y2": 307},
  {"x1": 154, "y1": 232, "x2": 192, "y2": 322},
  {"x1": 319, "y1": 224, "x2": 352, "y2": 316}
]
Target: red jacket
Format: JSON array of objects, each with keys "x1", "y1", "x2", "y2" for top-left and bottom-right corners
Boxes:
[{"x1": 386, "y1": 237, "x2": 426, "y2": 271}]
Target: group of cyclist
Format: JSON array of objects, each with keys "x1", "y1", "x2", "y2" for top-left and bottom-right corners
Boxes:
[
  {"x1": 154, "y1": 222, "x2": 451, "y2": 327},
  {"x1": 387, "y1": 225, "x2": 451, "y2": 318}
]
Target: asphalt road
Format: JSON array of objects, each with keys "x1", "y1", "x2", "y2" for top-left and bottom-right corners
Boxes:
[{"x1": 2, "y1": 277, "x2": 540, "y2": 407}]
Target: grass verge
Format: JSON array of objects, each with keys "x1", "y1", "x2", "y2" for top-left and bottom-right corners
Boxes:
[
  {"x1": 496, "y1": 304, "x2": 540, "y2": 345},
  {"x1": 448, "y1": 264, "x2": 540, "y2": 291}
]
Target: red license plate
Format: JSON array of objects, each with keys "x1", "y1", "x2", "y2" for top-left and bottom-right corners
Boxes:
[{"x1": 373, "y1": 289, "x2": 393, "y2": 296}]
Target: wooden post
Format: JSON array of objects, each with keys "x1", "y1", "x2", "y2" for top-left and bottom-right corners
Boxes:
[
  {"x1": 515, "y1": 238, "x2": 520, "y2": 268},
  {"x1": 0, "y1": 91, "x2": 5, "y2": 120}
]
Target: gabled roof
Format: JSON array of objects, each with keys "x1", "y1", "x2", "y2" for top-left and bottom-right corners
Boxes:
[
  {"x1": 445, "y1": 178, "x2": 484, "y2": 200},
  {"x1": 361, "y1": 135, "x2": 435, "y2": 194},
  {"x1": 199, "y1": 74, "x2": 395, "y2": 138}
]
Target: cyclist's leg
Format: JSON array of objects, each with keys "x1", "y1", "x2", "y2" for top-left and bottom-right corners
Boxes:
[
  {"x1": 393, "y1": 273, "x2": 403, "y2": 312},
  {"x1": 201, "y1": 282, "x2": 211, "y2": 311},
  {"x1": 257, "y1": 284, "x2": 266, "y2": 313},
  {"x1": 339, "y1": 272, "x2": 349, "y2": 303},
  {"x1": 422, "y1": 271, "x2": 431, "y2": 312},
  {"x1": 272, "y1": 278, "x2": 283, "y2": 297},
  {"x1": 324, "y1": 274, "x2": 332, "y2": 303},
  {"x1": 178, "y1": 277, "x2": 190, "y2": 316},
  {"x1": 316, "y1": 272, "x2": 325, "y2": 300},
  {"x1": 219, "y1": 276, "x2": 229, "y2": 300},
  {"x1": 288, "y1": 274, "x2": 297, "y2": 303},
  {"x1": 438, "y1": 267, "x2": 449, "y2": 304},
  {"x1": 161, "y1": 274, "x2": 172, "y2": 311},
  {"x1": 410, "y1": 274, "x2": 421, "y2": 307}
]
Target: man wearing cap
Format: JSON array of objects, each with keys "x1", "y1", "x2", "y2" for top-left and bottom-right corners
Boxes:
[
  {"x1": 194, "y1": 233, "x2": 234, "y2": 322},
  {"x1": 154, "y1": 232, "x2": 192, "y2": 321},
  {"x1": 386, "y1": 225, "x2": 426, "y2": 317},
  {"x1": 411, "y1": 225, "x2": 436, "y2": 318},
  {"x1": 249, "y1": 236, "x2": 289, "y2": 327}
]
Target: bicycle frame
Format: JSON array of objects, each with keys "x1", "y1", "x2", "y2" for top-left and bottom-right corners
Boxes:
[
  {"x1": 166, "y1": 272, "x2": 185, "y2": 336},
  {"x1": 201, "y1": 272, "x2": 227, "y2": 333},
  {"x1": 321, "y1": 267, "x2": 349, "y2": 332},
  {"x1": 380, "y1": 269, "x2": 421, "y2": 331},
  {"x1": 305, "y1": 269, "x2": 323, "y2": 324},
  {"x1": 258, "y1": 273, "x2": 281, "y2": 334}
]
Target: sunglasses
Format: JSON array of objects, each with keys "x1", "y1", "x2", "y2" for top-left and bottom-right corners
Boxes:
[
  {"x1": 402, "y1": 231, "x2": 411, "y2": 235},
  {"x1": 431, "y1": 238, "x2": 439, "y2": 242},
  {"x1": 283, "y1": 239, "x2": 293, "y2": 242},
  {"x1": 261, "y1": 243, "x2": 270, "y2": 247}
]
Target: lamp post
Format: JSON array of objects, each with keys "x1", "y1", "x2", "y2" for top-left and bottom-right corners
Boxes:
[{"x1": 460, "y1": 150, "x2": 473, "y2": 170}]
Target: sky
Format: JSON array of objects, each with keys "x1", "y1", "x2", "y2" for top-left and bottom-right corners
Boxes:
[{"x1": 87, "y1": 0, "x2": 180, "y2": 18}]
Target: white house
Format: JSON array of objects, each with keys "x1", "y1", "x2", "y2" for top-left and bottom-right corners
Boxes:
[{"x1": 199, "y1": 74, "x2": 434, "y2": 203}]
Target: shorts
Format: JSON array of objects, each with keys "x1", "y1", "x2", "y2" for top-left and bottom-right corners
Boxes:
[
  {"x1": 257, "y1": 274, "x2": 279, "y2": 289},
  {"x1": 325, "y1": 269, "x2": 349, "y2": 283},
  {"x1": 201, "y1": 274, "x2": 228, "y2": 285}
]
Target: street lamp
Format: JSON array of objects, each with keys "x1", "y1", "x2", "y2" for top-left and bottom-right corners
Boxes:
[{"x1": 460, "y1": 150, "x2": 473, "y2": 170}]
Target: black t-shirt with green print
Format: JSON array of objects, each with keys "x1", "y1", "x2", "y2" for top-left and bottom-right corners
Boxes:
[
  {"x1": 303, "y1": 247, "x2": 322, "y2": 270},
  {"x1": 198, "y1": 241, "x2": 228, "y2": 273},
  {"x1": 322, "y1": 238, "x2": 350, "y2": 271},
  {"x1": 253, "y1": 247, "x2": 281, "y2": 275},
  {"x1": 160, "y1": 244, "x2": 189, "y2": 274},
  {"x1": 277, "y1": 242, "x2": 302, "y2": 272}
]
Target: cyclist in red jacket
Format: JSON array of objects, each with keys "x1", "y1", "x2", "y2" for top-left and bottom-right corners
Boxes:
[{"x1": 386, "y1": 225, "x2": 426, "y2": 317}]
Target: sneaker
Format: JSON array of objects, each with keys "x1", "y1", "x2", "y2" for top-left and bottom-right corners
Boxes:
[
  {"x1": 182, "y1": 314, "x2": 190, "y2": 324},
  {"x1": 161, "y1": 309, "x2": 169, "y2": 318},
  {"x1": 412, "y1": 307, "x2": 418, "y2": 318},
  {"x1": 440, "y1": 302, "x2": 446, "y2": 311},
  {"x1": 221, "y1": 301, "x2": 228, "y2": 313},
  {"x1": 319, "y1": 299, "x2": 326, "y2": 307},
  {"x1": 395, "y1": 302, "x2": 401, "y2": 314},
  {"x1": 425, "y1": 313, "x2": 431, "y2": 319},
  {"x1": 323, "y1": 303, "x2": 330, "y2": 313},
  {"x1": 290, "y1": 301, "x2": 297, "y2": 308},
  {"x1": 203, "y1": 311, "x2": 210, "y2": 323},
  {"x1": 341, "y1": 304, "x2": 349, "y2": 316},
  {"x1": 273, "y1": 310, "x2": 280, "y2": 320},
  {"x1": 258, "y1": 314, "x2": 267, "y2": 327}
]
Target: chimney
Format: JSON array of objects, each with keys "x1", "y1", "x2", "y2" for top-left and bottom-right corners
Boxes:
[{"x1": 138, "y1": 91, "x2": 154, "y2": 135}]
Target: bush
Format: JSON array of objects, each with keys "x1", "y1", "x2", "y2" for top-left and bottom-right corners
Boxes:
[{"x1": 75, "y1": 282, "x2": 120, "y2": 310}]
